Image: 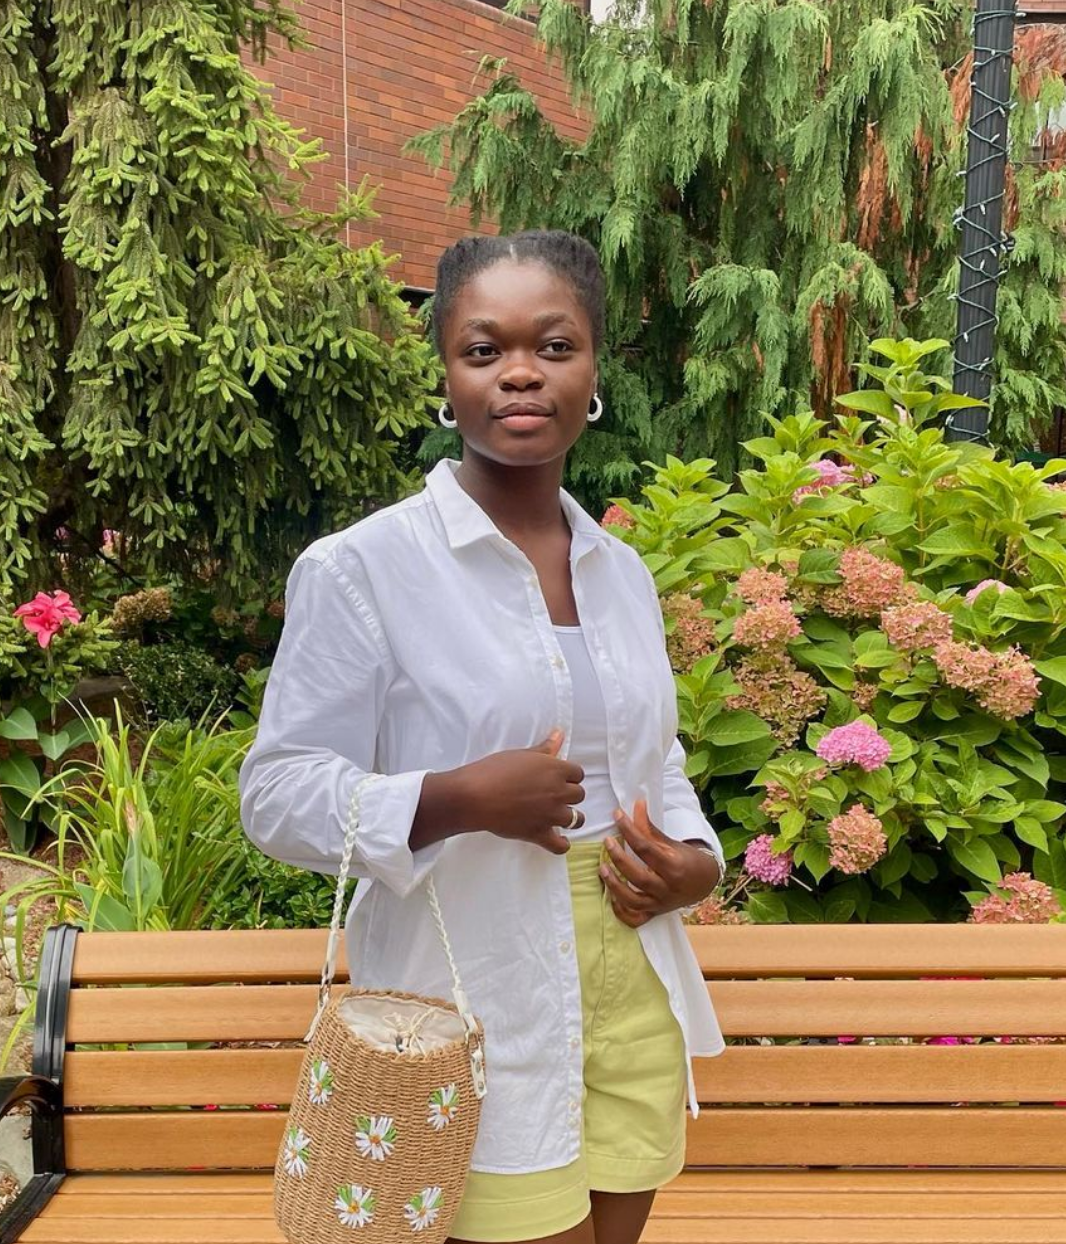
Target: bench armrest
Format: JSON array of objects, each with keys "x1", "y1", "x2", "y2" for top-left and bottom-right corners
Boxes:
[{"x1": 0, "y1": 1076, "x2": 61, "y2": 1122}]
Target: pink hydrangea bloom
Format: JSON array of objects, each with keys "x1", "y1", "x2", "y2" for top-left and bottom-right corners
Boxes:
[
  {"x1": 827, "y1": 804, "x2": 888, "y2": 874},
  {"x1": 964, "y1": 579, "x2": 1009, "y2": 606},
  {"x1": 823, "y1": 548, "x2": 907, "y2": 617},
  {"x1": 726, "y1": 655, "x2": 827, "y2": 746},
  {"x1": 687, "y1": 895, "x2": 747, "y2": 926},
  {"x1": 733, "y1": 600, "x2": 801, "y2": 650},
  {"x1": 815, "y1": 721, "x2": 892, "y2": 771},
  {"x1": 736, "y1": 567, "x2": 789, "y2": 605},
  {"x1": 792, "y1": 459, "x2": 873, "y2": 503},
  {"x1": 979, "y1": 647, "x2": 1041, "y2": 720},
  {"x1": 13, "y1": 590, "x2": 82, "y2": 648},
  {"x1": 881, "y1": 601, "x2": 953, "y2": 653},
  {"x1": 969, "y1": 873, "x2": 1061, "y2": 924},
  {"x1": 743, "y1": 834, "x2": 793, "y2": 886},
  {"x1": 933, "y1": 641, "x2": 1040, "y2": 720},
  {"x1": 600, "y1": 504, "x2": 634, "y2": 530}
]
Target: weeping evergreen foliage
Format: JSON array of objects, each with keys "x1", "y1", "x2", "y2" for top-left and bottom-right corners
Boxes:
[
  {"x1": 410, "y1": 0, "x2": 1066, "y2": 508},
  {"x1": 1, "y1": 0, "x2": 439, "y2": 594}
]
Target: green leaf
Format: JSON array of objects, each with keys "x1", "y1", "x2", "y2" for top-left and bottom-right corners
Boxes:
[
  {"x1": 703, "y1": 737, "x2": 777, "y2": 778},
  {"x1": 796, "y1": 548, "x2": 841, "y2": 583},
  {"x1": 0, "y1": 754, "x2": 42, "y2": 796},
  {"x1": 37, "y1": 730, "x2": 71, "y2": 762},
  {"x1": 918, "y1": 528, "x2": 991, "y2": 558},
  {"x1": 1035, "y1": 657, "x2": 1066, "y2": 689},
  {"x1": 950, "y1": 837, "x2": 1002, "y2": 883},
  {"x1": 746, "y1": 891, "x2": 789, "y2": 923},
  {"x1": 887, "y1": 701, "x2": 923, "y2": 723},
  {"x1": 73, "y1": 884, "x2": 137, "y2": 932},
  {"x1": 783, "y1": 890, "x2": 823, "y2": 922},
  {"x1": 0, "y1": 709, "x2": 38, "y2": 742},
  {"x1": 1014, "y1": 817, "x2": 1049, "y2": 853},
  {"x1": 704, "y1": 710, "x2": 773, "y2": 748},
  {"x1": 795, "y1": 840, "x2": 831, "y2": 883},
  {"x1": 834, "y1": 389, "x2": 896, "y2": 418}
]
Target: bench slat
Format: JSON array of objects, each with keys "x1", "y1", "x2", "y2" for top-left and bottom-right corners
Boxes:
[
  {"x1": 52, "y1": 1170, "x2": 1066, "y2": 1195},
  {"x1": 70, "y1": 930, "x2": 347, "y2": 985},
  {"x1": 690, "y1": 924, "x2": 1066, "y2": 978},
  {"x1": 67, "y1": 924, "x2": 1066, "y2": 985},
  {"x1": 640, "y1": 1219, "x2": 1066, "y2": 1243},
  {"x1": 65, "y1": 979, "x2": 1066, "y2": 1043},
  {"x1": 61, "y1": 1108, "x2": 1066, "y2": 1172},
  {"x1": 64, "y1": 1043, "x2": 1066, "y2": 1107},
  {"x1": 687, "y1": 1107, "x2": 1066, "y2": 1167}
]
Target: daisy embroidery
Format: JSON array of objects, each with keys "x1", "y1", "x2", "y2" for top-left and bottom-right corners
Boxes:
[
  {"x1": 309, "y1": 1058, "x2": 335, "y2": 1105},
  {"x1": 427, "y1": 1084, "x2": 459, "y2": 1132},
  {"x1": 404, "y1": 1186, "x2": 443, "y2": 1233},
  {"x1": 282, "y1": 1124, "x2": 312, "y2": 1178},
  {"x1": 334, "y1": 1184, "x2": 375, "y2": 1228},
  {"x1": 354, "y1": 1115, "x2": 397, "y2": 1162}
]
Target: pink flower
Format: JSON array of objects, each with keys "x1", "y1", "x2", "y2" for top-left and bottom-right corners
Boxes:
[
  {"x1": 881, "y1": 601, "x2": 953, "y2": 653},
  {"x1": 733, "y1": 600, "x2": 802, "y2": 650},
  {"x1": 736, "y1": 567, "x2": 789, "y2": 605},
  {"x1": 964, "y1": 579, "x2": 1009, "y2": 606},
  {"x1": 822, "y1": 548, "x2": 908, "y2": 618},
  {"x1": 600, "y1": 504, "x2": 634, "y2": 530},
  {"x1": 792, "y1": 459, "x2": 873, "y2": 503},
  {"x1": 743, "y1": 834, "x2": 793, "y2": 886},
  {"x1": 816, "y1": 721, "x2": 892, "y2": 771},
  {"x1": 662, "y1": 593, "x2": 716, "y2": 672},
  {"x1": 687, "y1": 896, "x2": 747, "y2": 926},
  {"x1": 726, "y1": 655, "x2": 826, "y2": 746},
  {"x1": 969, "y1": 873, "x2": 1061, "y2": 924},
  {"x1": 827, "y1": 804, "x2": 888, "y2": 874},
  {"x1": 933, "y1": 641, "x2": 1040, "y2": 721},
  {"x1": 13, "y1": 590, "x2": 82, "y2": 648}
]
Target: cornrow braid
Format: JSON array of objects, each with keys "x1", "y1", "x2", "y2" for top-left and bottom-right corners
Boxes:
[{"x1": 430, "y1": 230, "x2": 606, "y2": 355}]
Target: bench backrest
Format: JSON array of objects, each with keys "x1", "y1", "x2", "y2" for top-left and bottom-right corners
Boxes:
[{"x1": 42, "y1": 923, "x2": 1066, "y2": 1172}]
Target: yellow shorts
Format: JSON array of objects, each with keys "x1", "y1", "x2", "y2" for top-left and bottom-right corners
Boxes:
[{"x1": 448, "y1": 839, "x2": 687, "y2": 1242}]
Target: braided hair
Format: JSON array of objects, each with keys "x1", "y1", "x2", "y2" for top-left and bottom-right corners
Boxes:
[{"x1": 430, "y1": 230, "x2": 606, "y2": 355}]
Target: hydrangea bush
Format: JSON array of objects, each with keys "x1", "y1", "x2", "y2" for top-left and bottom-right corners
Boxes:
[{"x1": 605, "y1": 339, "x2": 1066, "y2": 924}]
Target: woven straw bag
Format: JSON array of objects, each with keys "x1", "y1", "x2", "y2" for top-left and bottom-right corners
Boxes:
[{"x1": 274, "y1": 774, "x2": 487, "y2": 1244}]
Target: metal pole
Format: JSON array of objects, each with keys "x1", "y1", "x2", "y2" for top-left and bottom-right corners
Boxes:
[{"x1": 949, "y1": 0, "x2": 1019, "y2": 442}]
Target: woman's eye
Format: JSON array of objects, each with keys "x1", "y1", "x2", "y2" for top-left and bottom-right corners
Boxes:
[
  {"x1": 543, "y1": 340, "x2": 573, "y2": 354},
  {"x1": 466, "y1": 344, "x2": 498, "y2": 359}
]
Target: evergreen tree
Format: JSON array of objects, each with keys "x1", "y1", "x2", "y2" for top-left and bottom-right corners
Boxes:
[
  {"x1": 1, "y1": 0, "x2": 439, "y2": 595},
  {"x1": 411, "y1": 0, "x2": 1066, "y2": 508}
]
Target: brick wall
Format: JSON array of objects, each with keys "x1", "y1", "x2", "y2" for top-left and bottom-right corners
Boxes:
[{"x1": 256, "y1": 0, "x2": 586, "y2": 290}]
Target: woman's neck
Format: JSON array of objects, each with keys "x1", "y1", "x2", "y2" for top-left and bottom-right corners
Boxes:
[{"x1": 454, "y1": 453, "x2": 568, "y2": 542}]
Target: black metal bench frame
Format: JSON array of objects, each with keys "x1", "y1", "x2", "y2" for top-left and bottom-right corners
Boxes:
[{"x1": 0, "y1": 924, "x2": 80, "y2": 1244}]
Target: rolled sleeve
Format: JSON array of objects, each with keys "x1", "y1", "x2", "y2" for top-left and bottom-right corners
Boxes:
[
  {"x1": 662, "y1": 740, "x2": 726, "y2": 883},
  {"x1": 238, "y1": 552, "x2": 443, "y2": 898}
]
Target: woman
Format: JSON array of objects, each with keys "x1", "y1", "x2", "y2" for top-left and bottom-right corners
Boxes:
[{"x1": 239, "y1": 230, "x2": 727, "y2": 1244}]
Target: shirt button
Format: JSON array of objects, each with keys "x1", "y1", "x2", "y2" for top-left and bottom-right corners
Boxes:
[
  {"x1": 559, "y1": 941, "x2": 571, "y2": 954},
  {"x1": 569, "y1": 1100, "x2": 579, "y2": 1112},
  {"x1": 551, "y1": 654, "x2": 564, "y2": 669},
  {"x1": 570, "y1": 1036, "x2": 580, "y2": 1050}
]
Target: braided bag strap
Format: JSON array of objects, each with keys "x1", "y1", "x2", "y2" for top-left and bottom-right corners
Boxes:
[{"x1": 303, "y1": 772, "x2": 487, "y2": 1099}]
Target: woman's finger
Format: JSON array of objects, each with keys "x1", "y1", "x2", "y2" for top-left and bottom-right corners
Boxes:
[
  {"x1": 603, "y1": 836, "x2": 667, "y2": 898},
  {"x1": 609, "y1": 897, "x2": 649, "y2": 928},
  {"x1": 599, "y1": 862, "x2": 657, "y2": 912}
]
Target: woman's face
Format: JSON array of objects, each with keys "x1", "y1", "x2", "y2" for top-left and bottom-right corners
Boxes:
[{"x1": 441, "y1": 258, "x2": 598, "y2": 469}]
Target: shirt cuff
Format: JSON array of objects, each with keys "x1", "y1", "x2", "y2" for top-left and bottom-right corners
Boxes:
[
  {"x1": 343, "y1": 768, "x2": 443, "y2": 898},
  {"x1": 664, "y1": 807, "x2": 727, "y2": 881}
]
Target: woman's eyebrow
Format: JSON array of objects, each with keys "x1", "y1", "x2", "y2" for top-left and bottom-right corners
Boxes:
[{"x1": 459, "y1": 312, "x2": 578, "y2": 335}]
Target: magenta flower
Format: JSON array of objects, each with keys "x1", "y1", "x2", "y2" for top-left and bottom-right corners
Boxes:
[
  {"x1": 816, "y1": 721, "x2": 892, "y2": 771},
  {"x1": 13, "y1": 590, "x2": 82, "y2": 649},
  {"x1": 743, "y1": 834, "x2": 793, "y2": 886},
  {"x1": 964, "y1": 579, "x2": 1009, "y2": 606}
]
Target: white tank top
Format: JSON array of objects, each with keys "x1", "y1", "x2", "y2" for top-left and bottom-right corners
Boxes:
[{"x1": 553, "y1": 624, "x2": 618, "y2": 841}]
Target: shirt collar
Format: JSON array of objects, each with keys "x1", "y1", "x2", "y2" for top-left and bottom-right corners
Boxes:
[{"x1": 425, "y1": 458, "x2": 610, "y2": 555}]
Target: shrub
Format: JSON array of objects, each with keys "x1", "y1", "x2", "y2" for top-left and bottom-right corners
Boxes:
[
  {"x1": 117, "y1": 640, "x2": 240, "y2": 725},
  {"x1": 612, "y1": 339, "x2": 1066, "y2": 923}
]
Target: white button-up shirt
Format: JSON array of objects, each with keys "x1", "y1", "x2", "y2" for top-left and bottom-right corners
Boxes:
[{"x1": 239, "y1": 457, "x2": 726, "y2": 1175}]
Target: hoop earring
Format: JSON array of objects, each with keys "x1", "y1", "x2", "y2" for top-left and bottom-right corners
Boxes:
[
  {"x1": 438, "y1": 402, "x2": 458, "y2": 429},
  {"x1": 587, "y1": 394, "x2": 603, "y2": 423}
]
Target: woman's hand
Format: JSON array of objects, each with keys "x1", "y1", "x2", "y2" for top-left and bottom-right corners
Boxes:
[
  {"x1": 599, "y1": 799, "x2": 721, "y2": 928},
  {"x1": 412, "y1": 728, "x2": 584, "y2": 855}
]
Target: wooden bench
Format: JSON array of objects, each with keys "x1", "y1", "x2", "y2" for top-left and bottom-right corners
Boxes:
[{"x1": 1, "y1": 921, "x2": 1065, "y2": 1243}]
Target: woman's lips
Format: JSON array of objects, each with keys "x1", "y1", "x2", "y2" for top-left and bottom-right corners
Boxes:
[
  {"x1": 493, "y1": 406, "x2": 554, "y2": 432},
  {"x1": 496, "y1": 412, "x2": 553, "y2": 431}
]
